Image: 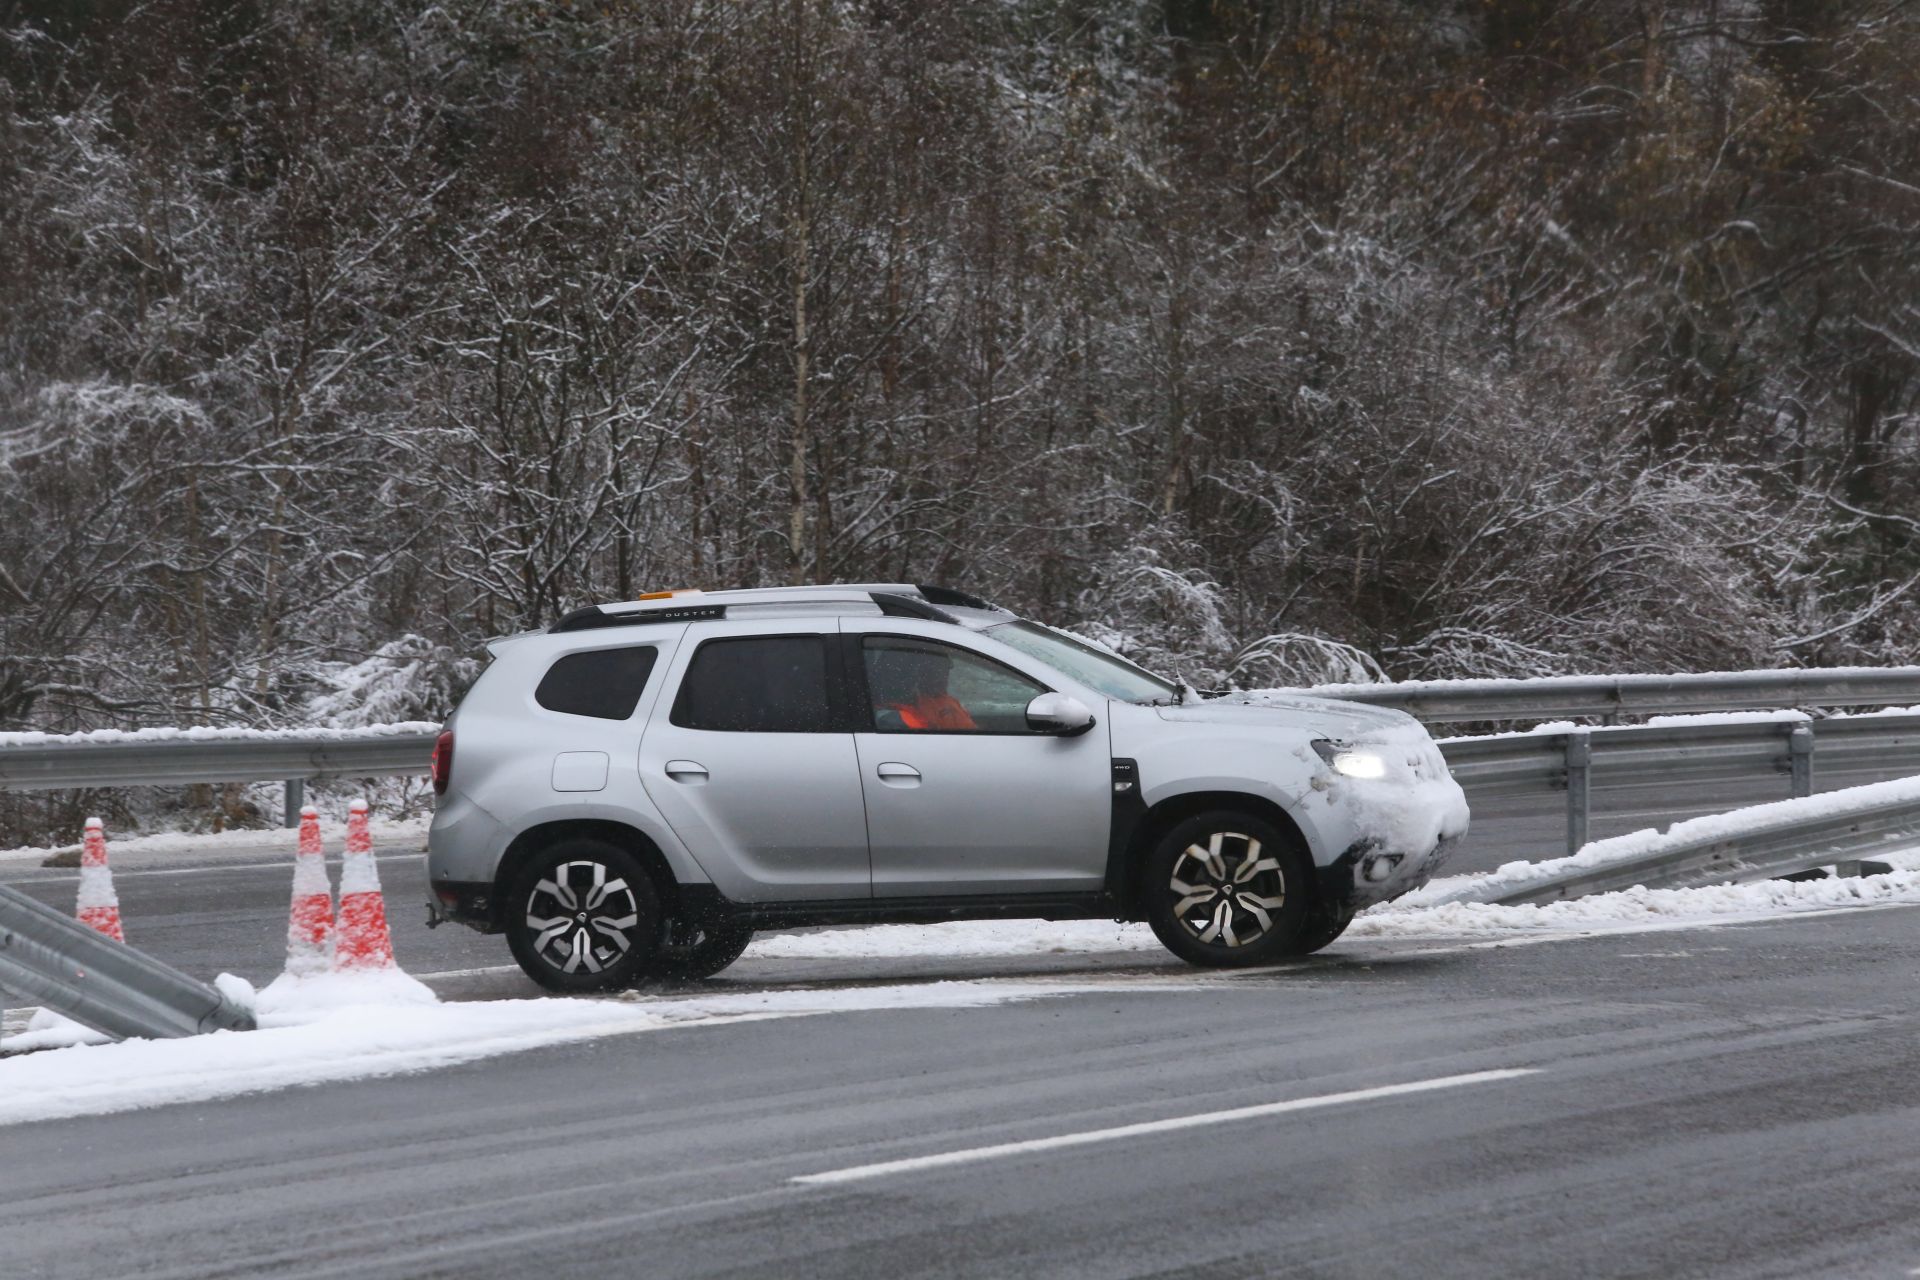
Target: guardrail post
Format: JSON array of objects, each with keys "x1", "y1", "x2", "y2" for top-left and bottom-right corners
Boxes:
[
  {"x1": 1789, "y1": 724, "x2": 1814, "y2": 799},
  {"x1": 284, "y1": 777, "x2": 304, "y2": 828},
  {"x1": 1566, "y1": 731, "x2": 1592, "y2": 854}
]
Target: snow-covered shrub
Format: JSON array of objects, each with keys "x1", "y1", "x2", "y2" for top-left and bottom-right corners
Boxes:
[{"x1": 302, "y1": 636, "x2": 481, "y2": 729}]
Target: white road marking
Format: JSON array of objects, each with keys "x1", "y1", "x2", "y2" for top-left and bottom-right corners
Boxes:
[{"x1": 791, "y1": 1067, "x2": 1540, "y2": 1186}]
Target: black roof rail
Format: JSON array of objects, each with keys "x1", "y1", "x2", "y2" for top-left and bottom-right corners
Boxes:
[
  {"x1": 549, "y1": 603, "x2": 727, "y2": 633},
  {"x1": 871, "y1": 592, "x2": 959, "y2": 624},
  {"x1": 915, "y1": 584, "x2": 1000, "y2": 611}
]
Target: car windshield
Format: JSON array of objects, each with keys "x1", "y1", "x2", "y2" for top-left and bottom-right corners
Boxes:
[{"x1": 985, "y1": 621, "x2": 1182, "y2": 704}]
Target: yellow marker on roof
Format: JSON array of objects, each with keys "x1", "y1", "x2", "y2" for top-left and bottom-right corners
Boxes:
[{"x1": 636, "y1": 589, "x2": 699, "y2": 600}]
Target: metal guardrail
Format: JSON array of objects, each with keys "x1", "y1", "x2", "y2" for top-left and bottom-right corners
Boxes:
[
  {"x1": 1309, "y1": 667, "x2": 1920, "y2": 724},
  {"x1": 0, "y1": 885, "x2": 256, "y2": 1043},
  {"x1": 1442, "y1": 785, "x2": 1920, "y2": 907},
  {"x1": 0, "y1": 733, "x2": 437, "y2": 789},
  {"x1": 1442, "y1": 714, "x2": 1920, "y2": 852},
  {"x1": 0, "y1": 668, "x2": 1917, "y2": 850},
  {"x1": 0, "y1": 730, "x2": 438, "y2": 826}
]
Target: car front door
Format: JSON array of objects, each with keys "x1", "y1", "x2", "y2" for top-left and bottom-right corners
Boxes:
[
  {"x1": 844, "y1": 619, "x2": 1113, "y2": 898},
  {"x1": 639, "y1": 622, "x2": 871, "y2": 903}
]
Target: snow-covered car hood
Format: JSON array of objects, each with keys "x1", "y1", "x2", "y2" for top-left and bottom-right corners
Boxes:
[{"x1": 1156, "y1": 693, "x2": 1417, "y2": 743}]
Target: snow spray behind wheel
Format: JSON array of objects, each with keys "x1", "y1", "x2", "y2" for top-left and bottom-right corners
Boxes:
[
  {"x1": 333, "y1": 799, "x2": 395, "y2": 971},
  {"x1": 75, "y1": 817, "x2": 125, "y2": 942}
]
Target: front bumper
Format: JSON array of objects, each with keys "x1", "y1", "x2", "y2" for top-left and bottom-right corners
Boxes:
[{"x1": 1317, "y1": 833, "x2": 1459, "y2": 911}]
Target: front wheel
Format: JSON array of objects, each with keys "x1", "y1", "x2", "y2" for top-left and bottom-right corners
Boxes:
[
  {"x1": 1143, "y1": 810, "x2": 1313, "y2": 968},
  {"x1": 505, "y1": 839, "x2": 662, "y2": 993}
]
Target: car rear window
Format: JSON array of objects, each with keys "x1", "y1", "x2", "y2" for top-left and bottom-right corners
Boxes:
[
  {"x1": 671, "y1": 635, "x2": 834, "y2": 733},
  {"x1": 535, "y1": 646, "x2": 659, "y2": 720}
]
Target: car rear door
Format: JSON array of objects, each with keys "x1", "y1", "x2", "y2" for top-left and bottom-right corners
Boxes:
[
  {"x1": 638, "y1": 620, "x2": 871, "y2": 903},
  {"x1": 842, "y1": 618, "x2": 1112, "y2": 898}
]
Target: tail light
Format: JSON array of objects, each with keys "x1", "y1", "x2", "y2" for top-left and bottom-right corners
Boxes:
[{"x1": 431, "y1": 730, "x2": 454, "y2": 795}]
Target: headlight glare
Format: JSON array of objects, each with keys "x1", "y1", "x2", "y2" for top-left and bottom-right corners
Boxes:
[{"x1": 1331, "y1": 749, "x2": 1387, "y2": 780}]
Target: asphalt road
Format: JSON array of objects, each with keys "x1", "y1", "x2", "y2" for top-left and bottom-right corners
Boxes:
[{"x1": 4, "y1": 900, "x2": 1919, "y2": 1278}]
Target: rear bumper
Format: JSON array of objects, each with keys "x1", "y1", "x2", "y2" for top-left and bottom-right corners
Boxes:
[
  {"x1": 1318, "y1": 834, "x2": 1459, "y2": 911},
  {"x1": 428, "y1": 878, "x2": 501, "y2": 933}
]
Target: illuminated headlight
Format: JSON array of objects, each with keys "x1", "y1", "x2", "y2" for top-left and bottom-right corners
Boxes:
[
  {"x1": 1312, "y1": 740, "x2": 1388, "y2": 779},
  {"x1": 1332, "y1": 750, "x2": 1386, "y2": 779}
]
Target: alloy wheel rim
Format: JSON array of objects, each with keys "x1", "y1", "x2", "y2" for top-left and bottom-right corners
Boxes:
[
  {"x1": 525, "y1": 860, "x2": 641, "y2": 974},
  {"x1": 1168, "y1": 831, "x2": 1285, "y2": 947}
]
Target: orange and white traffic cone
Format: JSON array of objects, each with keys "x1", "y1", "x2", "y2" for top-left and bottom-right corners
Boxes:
[
  {"x1": 75, "y1": 816, "x2": 125, "y2": 942},
  {"x1": 285, "y1": 805, "x2": 334, "y2": 976},
  {"x1": 333, "y1": 799, "x2": 395, "y2": 971}
]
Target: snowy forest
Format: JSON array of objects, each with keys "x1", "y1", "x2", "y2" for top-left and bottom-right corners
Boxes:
[{"x1": 3, "y1": 0, "x2": 1918, "y2": 751}]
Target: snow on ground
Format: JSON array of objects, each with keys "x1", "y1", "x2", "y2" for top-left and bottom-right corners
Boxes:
[
  {"x1": 748, "y1": 866, "x2": 1920, "y2": 960},
  {"x1": 0, "y1": 975, "x2": 1147, "y2": 1127},
  {"x1": 751, "y1": 920, "x2": 1157, "y2": 960},
  {"x1": 1348, "y1": 868, "x2": 1920, "y2": 940}
]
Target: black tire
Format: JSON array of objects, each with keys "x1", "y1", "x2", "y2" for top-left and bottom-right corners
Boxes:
[
  {"x1": 655, "y1": 918, "x2": 755, "y2": 981},
  {"x1": 1143, "y1": 810, "x2": 1313, "y2": 968},
  {"x1": 1280, "y1": 901, "x2": 1354, "y2": 956},
  {"x1": 505, "y1": 838, "x2": 662, "y2": 993}
]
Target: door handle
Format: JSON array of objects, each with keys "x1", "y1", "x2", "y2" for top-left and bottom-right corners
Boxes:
[
  {"x1": 664, "y1": 759, "x2": 709, "y2": 784},
  {"x1": 875, "y1": 762, "x2": 921, "y2": 786}
]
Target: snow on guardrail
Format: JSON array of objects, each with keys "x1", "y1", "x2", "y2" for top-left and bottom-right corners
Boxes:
[
  {"x1": 0, "y1": 722, "x2": 439, "y2": 748},
  {"x1": 1406, "y1": 774, "x2": 1920, "y2": 908},
  {"x1": 1285, "y1": 666, "x2": 1920, "y2": 723}
]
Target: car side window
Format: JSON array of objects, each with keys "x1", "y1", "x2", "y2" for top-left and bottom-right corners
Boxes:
[
  {"x1": 862, "y1": 636, "x2": 1048, "y2": 733},
  {"x1": 671, "y1": 635, "x2": 835, "y2": 733},
  {"x1": 535, "y1": 646, "x2": 659, "y2": 720}
]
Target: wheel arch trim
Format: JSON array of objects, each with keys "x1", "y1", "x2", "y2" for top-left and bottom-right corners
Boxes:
[
  {"x1": 1109, "y1": 788, "x2": 1324, "y2": 919},
  {"x1": 493, "y1": 819, "x2": 684, "y2": 926}
]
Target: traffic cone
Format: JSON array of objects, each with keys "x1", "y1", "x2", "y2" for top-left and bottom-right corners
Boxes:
[
  {"x1": 333, "y1": 799, "x2": 395, "y2": 971},
  {"x1": 75, "y1": 816, "x2": 125, "y2": 942},
  {"x1": 285, "y1": 805, "x2": 334, "y2": 976}
]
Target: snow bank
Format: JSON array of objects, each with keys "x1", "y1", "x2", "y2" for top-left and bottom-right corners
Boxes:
[
  {"x1": 0, "y1": 721, "x2": 438, "y2": 748},
  {"x1": 2, "y1": 1009, "x2": 112, "y2": 1054},
  {"x1": 0, "y1": 978, "x2": 1121, "y2": 1126},
  {"x1": 748, "y1": 863, "x2": 1920, "y2": 961},
  {"x1": 256, "y1": 967, "x2": 436, "y2": 1015},
  {"x1": 1405, "y1": 774, "x2": 1920, "y2": 906},
  {"x1": 1349, "y1": 868, "x2": 1920, "y2": 940}
]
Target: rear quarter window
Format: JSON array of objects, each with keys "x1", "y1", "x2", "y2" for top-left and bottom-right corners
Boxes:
[{"x1": 535, "y1": 646, "x2": 659, "y2": 720}]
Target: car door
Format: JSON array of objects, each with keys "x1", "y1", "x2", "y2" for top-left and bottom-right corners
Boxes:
[
  {"x1": 844, "y1": 619, "x2": 1113, "y2": 898},
  {"x1": 638, "y1": 621, "x2": 871, "y2": 903}
]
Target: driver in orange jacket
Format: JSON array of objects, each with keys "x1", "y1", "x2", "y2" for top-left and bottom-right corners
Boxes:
[{"x1": 870, "y1": 644, "x2": 977, "y2": 731}]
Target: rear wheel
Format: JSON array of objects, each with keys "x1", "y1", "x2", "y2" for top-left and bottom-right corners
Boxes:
[
  {"x1": 655, "y1": 918, "x2": 754, "y2": 980},
  {"x1": 1143, "y1": 810, "x2": 1312, "y2": 968},
  {"x1": 505, "y1": 839, "x2": 661, "y2": 993}
]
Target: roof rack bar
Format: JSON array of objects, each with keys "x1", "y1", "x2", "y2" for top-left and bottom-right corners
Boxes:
[
  {"x1": 915, "y1": 584, "x2": 1000, "y2": 611},
  {"x1": 550, "y1": 603, "x2": 727, "y2": 633},
  {"x1": 871, "y1": 593, "x2": 959, "y2": 624}
]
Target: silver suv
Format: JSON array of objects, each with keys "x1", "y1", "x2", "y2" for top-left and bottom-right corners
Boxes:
[{"x1": 426, "y1": 584, "x2": 1469, "y2": 991}]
